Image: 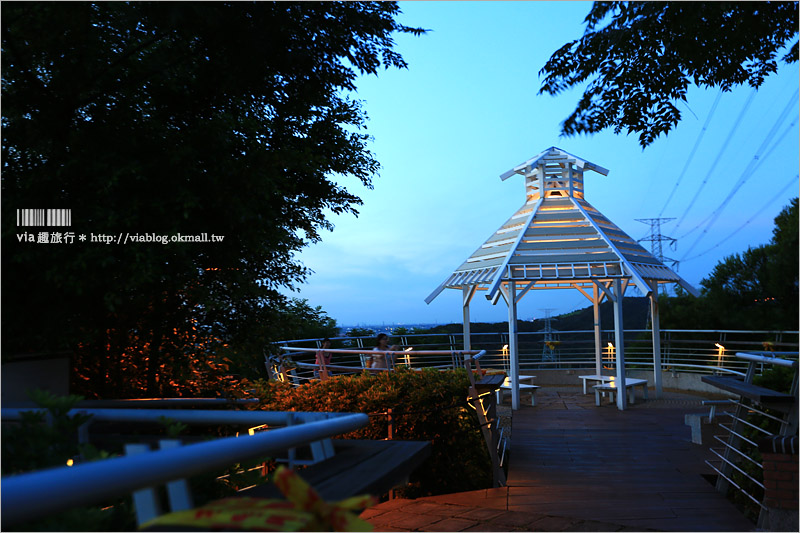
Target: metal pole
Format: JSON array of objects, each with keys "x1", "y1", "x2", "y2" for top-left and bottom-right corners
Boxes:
[
  {"x1": 506, "y1": 281, "x2": 520, "y2": 410},
  {"x1": 463, "y1": 286, "x2": 474, "y2": 351},
  {"x1": 613, "y1": 278, "x2": 627, "y2": 410},
  {"x1": 650, "y1": 279, "x2": 663, "y2": 398},
  {"x1": 593, "y1": 284, "x2": 602, "y2": 376}
]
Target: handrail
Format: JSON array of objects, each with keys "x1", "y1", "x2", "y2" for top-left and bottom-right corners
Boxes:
[
  {"x1": 76, "y1": 398, "x2": 260, "y2": 408},
  {"x1": 0, "y1": 412, "x2": 368, "y2": 527},
  {"x1": 278, "y1": 329, "x2": 799, "y2": 344},
  {"x1": 294, "y1": 361, "x2": 391, "y2": 372},
  {"x1": 735, "y1": 352, "x2": 799, "y2": 368},
  {"x1": 280, "y1": 346, "x2": 484, "y2": 356},
  {"x1": 1, "y1": 408, "x2": 359, "y2": 425},
  {"x1": 272, "y1": 330, "x2": 798, "y2": 381},
  {"x1": 289, "y1": 350, "x2": 487, "y2": 372}
]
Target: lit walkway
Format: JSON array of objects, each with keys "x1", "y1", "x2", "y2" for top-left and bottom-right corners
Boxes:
[{"x1": 363, "y1": 387, "x2": 754, "y2": 531}]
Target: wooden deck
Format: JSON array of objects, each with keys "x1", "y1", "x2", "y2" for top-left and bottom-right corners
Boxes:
[
  {"x1": 506, "y1": 387, "x2": 754, "y2": 531},
  {"x1": 364, "y1": 386, "x2": 757, "y2": 531}
]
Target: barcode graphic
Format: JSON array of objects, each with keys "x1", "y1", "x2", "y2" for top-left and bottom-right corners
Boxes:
[{"x1": 17, "y1": 209, "x2": 72, "y2": 227}]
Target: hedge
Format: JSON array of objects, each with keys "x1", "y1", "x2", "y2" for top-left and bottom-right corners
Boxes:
[{"x1": 251, "y1": 367, "x2": 492, "y2": 498}]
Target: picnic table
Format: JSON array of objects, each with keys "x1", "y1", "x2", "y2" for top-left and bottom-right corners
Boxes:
[
  {"x1": 579, "y1": 374, "x2": 614, "y2": 394},
  {"x1": 496, "y1": 375, "x2": 539, "y2": 406},
  {"x1": 593, "y1": 378, "x2": 649, "y2": 406}
]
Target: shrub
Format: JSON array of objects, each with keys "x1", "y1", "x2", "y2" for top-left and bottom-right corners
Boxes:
[{"x1": 251, "y1": 368, "x2": 493, "y2": 497}]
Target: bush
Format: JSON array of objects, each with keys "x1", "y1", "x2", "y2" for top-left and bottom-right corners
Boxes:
[{"x1": 251, "y1": 368, "x2": 493, "y2": 497}]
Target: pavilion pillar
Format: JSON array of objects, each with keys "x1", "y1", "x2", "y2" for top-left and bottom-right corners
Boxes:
[
  {"x1": 503, "y1": 281, "x2": 520, "y2": 410},
  {"x1": 593, "y1": 284, "x2": 602, "y2": 376},
  {"x1": 649, "y1": 279, "x2": 663, "y2": 399},
  {"x1": 612, "y1": 278, "x2": 627, "y2": 410},
  {"x1": 462, "y1": 286, "x2": 476, "y2": 351}
]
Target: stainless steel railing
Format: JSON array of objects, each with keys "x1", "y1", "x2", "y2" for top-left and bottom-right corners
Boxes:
[
  {"x1": 272, "y1": 329, "x2": 798, "y2": 379},
  {"x1": 703, "y1": 352, "x2": 798, "y2": 520}
]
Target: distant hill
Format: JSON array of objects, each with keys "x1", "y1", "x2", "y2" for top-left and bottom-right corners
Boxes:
[{"x1": 424, "y1": 297, "x2": 651, "y2": 334}]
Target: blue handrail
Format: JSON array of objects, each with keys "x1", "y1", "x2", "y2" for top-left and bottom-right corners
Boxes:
[{"x1": 1, "y1": 412, "x2": 368, "y2": 527}]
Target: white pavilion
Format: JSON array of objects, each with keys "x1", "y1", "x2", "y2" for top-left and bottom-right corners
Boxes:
[{"x1": 426, "y1": 147, "x2": 698, "y2": 410}]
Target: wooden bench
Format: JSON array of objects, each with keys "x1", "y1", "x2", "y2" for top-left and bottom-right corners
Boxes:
[
  {"x1": 593, "y1": 378, "x2": 648, "y2": 406},
  {"x1": 579, "y1": 374, "x2": 613, "y2": 394},
  {"x1": 236, "y1": 439, "x2": 430, "y2": 501},
  {"x1": 496, "y1": 376, "x2": 539, "y2": 406}
]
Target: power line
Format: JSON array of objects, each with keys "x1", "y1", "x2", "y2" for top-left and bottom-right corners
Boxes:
[
  {"x1": 679, "y1": 89, "x2": 799, "y2": 259},
  {"x1": 681, "y1": 174, "x2": 799, "y2": 263},
  {"x1": 658, "y1": 90, "x2": 723, "y2": 217},
  {"x1": 673, "y1": 89, "x2": 756, "y2": 233},
  {"x1": 677, "y1": 112, "x2": 799, "y2": 240}
]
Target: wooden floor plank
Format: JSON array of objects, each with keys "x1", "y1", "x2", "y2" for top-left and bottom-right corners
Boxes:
[{"x1": 503, "y1": 387, "x2": 755, "y2": 531}]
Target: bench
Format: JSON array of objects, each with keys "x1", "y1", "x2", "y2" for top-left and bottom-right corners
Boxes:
[
  {"x1": 496, "y1": 376, "x2": 539, "y2": 406},
  {"x1": 236, "y1": 439, "x2": 430, "y2": 501},
  {"x1": 593, "y1": 378, "x2": 648, "y2": 406},
  {"x1": 579, "y1": 374, "x2": 614, "y2": 394},
  {"x1": 684, "y1": 401, "x2": 735, "y2": 445}
]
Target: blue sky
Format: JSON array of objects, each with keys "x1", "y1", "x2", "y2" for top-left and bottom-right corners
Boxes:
[{"x1": 287, "y1": 1, "x2": 800, "y2": 327}]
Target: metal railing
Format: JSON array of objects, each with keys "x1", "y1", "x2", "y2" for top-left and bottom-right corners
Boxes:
[
  {"x1": 0, "y1": 409, "x2": 368, "y2": 527},
  {"x1": 268, "y1": 346, "x2": 486, "y2": 385},
  {"x1": 273, "y1": 329, "x2": 798, "y2": 379},
  {"x1": 702, "y1": 352, "x2": 798, "y2": 523}
]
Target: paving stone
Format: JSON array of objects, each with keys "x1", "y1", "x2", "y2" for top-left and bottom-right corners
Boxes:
[
  {"x1": 462, "y1": 522, "x2": 523, "y2": 532},
  {"x1": 421, "y1": 517, "x2": 479, "y2": 532},
  {"x1": 405, "y1": 501, "x2": 464, "y2": 516},
  {"x1": 369, "y1": 510, "x2": 441, "y2": 530},
  {"x1": 565, "y1": 519, "x2": 625, "y2": 531},
  {"x1": 373, "y1": 526, "x2": 408, "y2": 531},
  {"x1": 489, "y1": 510, "x2": 546, "y2": 528},
  {"x1": 358, "y1": 507, "x2": 389, "y2": 520},
  {"x1": 370, "y1": 498, "x2": 415, "y2": 511},
  {"x1": 454, "y1": 507, "x2": 507, "y2": 521},
  {"x1": 528, "y1": 515, "x2": 582, "y2": 531}
]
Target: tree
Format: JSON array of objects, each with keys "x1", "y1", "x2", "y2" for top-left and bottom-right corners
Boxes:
[
  {"x1": 539, "y1": 2, "x2": 799, "y2": 147},
  {"x1": 1, "y1": 2, "x2": 421, "y2": 396},
  {"x1": 347, "y1": 327, "x2": 375, "y2": 338},
  {"x1": 660, "y1": 198, "x2": 798, "y2": 330}
]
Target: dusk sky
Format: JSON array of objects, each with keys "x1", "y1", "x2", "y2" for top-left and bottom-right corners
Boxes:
[{"x1": 286, "y1": 1, "x2": 799, "y2": 327}]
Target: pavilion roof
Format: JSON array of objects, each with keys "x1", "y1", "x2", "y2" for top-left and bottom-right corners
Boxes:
[{"x1": 426, "y1": 147, "x2": 699, "y2": 303}]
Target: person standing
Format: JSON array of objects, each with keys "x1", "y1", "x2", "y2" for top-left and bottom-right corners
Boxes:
[
  {"x1": 315, "y1": 338, "x2": 332, "y2": 379},
  {"x1": 368, "y1": 333, "x2": 397, "y2": 370}
]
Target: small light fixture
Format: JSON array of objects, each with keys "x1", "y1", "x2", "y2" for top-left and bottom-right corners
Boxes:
[{"x1": 715, "y1": 343, "x2": 725, "y2": 368}]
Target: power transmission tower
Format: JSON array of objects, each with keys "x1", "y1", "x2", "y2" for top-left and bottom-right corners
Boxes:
[
  {"x1": 636, "y1": 217, "x2": 679, "y2": 297},
  {"x1": 636, "y1": 217, "x2": 678, "y2": 261},
  {"x1": 539, "y1": 308, "x2": 559, "y2": 363}
]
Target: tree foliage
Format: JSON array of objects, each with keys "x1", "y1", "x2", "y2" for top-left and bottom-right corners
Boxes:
[
  {"x1": 1, "y1": 2, "x2": 419, "y2": 396},
  {"x1": 660, "y1": 198, "x2": 798, "y2": 330},
  {"x1": 539, "y1": 2, "x2": 799, "y2": 147},
  {"x1": 253, "y1": 368, "x2": 492, "y2": 498}
]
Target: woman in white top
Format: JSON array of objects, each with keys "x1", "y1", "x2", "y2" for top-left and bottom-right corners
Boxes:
[{"x1": 367, "y1": 333, "x2": 397, "y2": 370}]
